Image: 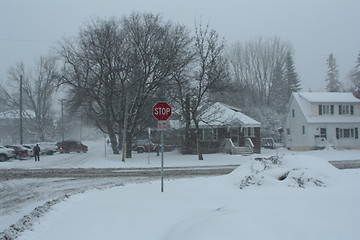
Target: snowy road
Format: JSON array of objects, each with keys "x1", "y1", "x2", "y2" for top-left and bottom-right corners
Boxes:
[{"x1": 0, "y1": 165, "x2": 238, "y2": 180}]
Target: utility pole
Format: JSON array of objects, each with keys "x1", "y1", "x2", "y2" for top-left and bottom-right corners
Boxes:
[
  {"x1": 19, "y1": 75, "x2": 23, "y2": 144},
  {"x1": 61, "y1": 99, "x2": 64, "y2": 142}
]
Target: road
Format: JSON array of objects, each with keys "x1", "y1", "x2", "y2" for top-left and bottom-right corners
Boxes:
[
  {"x1": 0, "y1": 165, "x2": 239, "y2": 180},
  {"x1": 328, "y1": 160, "x2": 360, "y2": 169}
]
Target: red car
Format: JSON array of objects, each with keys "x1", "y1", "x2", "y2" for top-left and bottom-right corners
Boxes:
[
  {"x1": 4, "y1": 145, "x2": 29, "y2": 159},
  {"x1": 57, "y1": 140, "x2": 88, "y2": 153}
]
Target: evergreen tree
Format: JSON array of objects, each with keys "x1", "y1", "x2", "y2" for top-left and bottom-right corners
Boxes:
[
  {"x1": 325, "y1": 53, "x2": 341, "y2": 92},
  {"x1": 350, "y1": 51, "x2": 360, "y2": 88},
  {"x1": 269, "y1": 60, "x2": 286, "y2": 113},
  {"x1": 284, "y1": 52, "x2": 301, "y2": 97}
]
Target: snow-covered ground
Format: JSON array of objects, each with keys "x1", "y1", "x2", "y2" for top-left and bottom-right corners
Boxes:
[
  {"x1": 1, "y1": 141, "x2": 360, "y2": 240},
  {"x1": 1, "y1": 140, "x2": 359, "y2": 169}
]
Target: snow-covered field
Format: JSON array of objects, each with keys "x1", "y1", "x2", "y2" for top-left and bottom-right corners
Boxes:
[{"x1": 1, "y1": 141, "x2": 360, "y2": 240}]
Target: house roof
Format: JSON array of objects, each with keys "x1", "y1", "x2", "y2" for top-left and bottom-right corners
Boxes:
[
  {"x1": 297, "y1": 92, "x2": 360, "y2": 103},
  {"x1": 198, "y1": 102, "x2": 261, "y2": 128},
  {"x1": 292, "y1": 92, "x2": 360, "y2": 123}
]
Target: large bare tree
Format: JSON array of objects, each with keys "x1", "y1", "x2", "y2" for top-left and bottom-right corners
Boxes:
[
  {"x1": 58, "y1": 17, "x2": 129, "y2": 154},
  {"x1": 58, "y1": 13, "x2": 193, "y2": 156}
]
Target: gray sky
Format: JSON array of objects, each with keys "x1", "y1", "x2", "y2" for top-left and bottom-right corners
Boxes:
[{"x1": 1, "y1": 0, "x2": 359, "y2": 91}]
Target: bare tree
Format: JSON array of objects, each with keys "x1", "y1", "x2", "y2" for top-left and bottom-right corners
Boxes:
[
  {"x1": 178, "y1": 24, "x2": 229, "y2": 160},
  {"x1": 229, "y1": 37, "x2": 292, "y2": 108},
  {"x1": 58, "y1": 17, "x2": 129, "y2": 154},
  {"x1": 0, "y1": 56, "x2": 59, "y2": 142},
  {"x1": 120, "y1": 13, "x2": 194, "y2": 157},
  {"x1": 58, "y1": 13, "x2": 193, "y2": 156}
]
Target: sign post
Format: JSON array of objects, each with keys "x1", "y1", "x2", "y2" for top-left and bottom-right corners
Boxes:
[{"x1": 153, "y1": 102, "x2": 172, "y2": 192}]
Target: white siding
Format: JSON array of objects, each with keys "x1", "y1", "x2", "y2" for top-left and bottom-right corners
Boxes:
[{"x1": 284, "y1": 92, "x2": 360, "y2": 150}]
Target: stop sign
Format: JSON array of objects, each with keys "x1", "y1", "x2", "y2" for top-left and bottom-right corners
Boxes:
[{"x1": 153, "y1": 102, "x2": 172, "y2": 121}]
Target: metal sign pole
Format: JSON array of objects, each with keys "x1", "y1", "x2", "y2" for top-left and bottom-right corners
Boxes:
[
  {"x1": 153, "y1": 102, "x2": 171, "y2": 192},
  {"x1": 161, "y1": 129, "x2": 164, "y2": 192}
]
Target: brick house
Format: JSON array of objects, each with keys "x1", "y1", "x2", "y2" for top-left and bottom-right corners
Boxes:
[{"x1": 183, "y1": 102, "x2": 261, "y2": 154}]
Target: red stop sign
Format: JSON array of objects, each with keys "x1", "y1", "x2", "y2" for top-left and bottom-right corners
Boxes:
[{"x1": 153, "y1": 102, "x2": 172, "y2": 121}]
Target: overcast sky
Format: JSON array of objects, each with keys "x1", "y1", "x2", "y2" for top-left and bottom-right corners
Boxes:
[{"x1": 1, "y1": 0, "x2": 359, "y2": 91}]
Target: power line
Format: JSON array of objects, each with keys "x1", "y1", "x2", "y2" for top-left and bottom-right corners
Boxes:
[
  {"x1": 0, "y1": 38, "x2": 54, "y2": 43},
  {"x1": 295, "y1": 52, "x2": 357, "y2": 59}
]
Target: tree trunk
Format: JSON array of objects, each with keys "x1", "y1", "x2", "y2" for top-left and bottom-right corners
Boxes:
[
  {"x1": 194, "y1": 120, "x2": 203, "y2": 160},
  {"x1": 108, "y1": 129, "x2": 119, "y2": 154},
  {"x1": 126, "y1": 136, "x2": 132, "y2": 158},
  {"x1": 183, "y1": 95, "x2": 191, "y2": 154}
]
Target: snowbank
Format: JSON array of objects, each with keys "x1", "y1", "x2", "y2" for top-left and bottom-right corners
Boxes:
[{"x1": 229, "y1": 155, "x2": 341, "y2": 189}]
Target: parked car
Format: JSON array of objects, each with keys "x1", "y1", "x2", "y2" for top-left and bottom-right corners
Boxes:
[
  {"x1": 4, "y1": 145, "x2": 29, "y2": 159},
  {"x1": 22, "y1": 144, "x2": 35, "y2": 157},
  {"x1": 132, "y1": 139, "x2": 159, "y2": 153},
  {"x1": 261, "y1": 138, "x2": 277, "y2": 149},
  {"x1": 0, "y1": 146, "x2": 16, "y2": 161},
  {"x1": 37, "y1": 142, "x2": 58, "y2": 155},
  {"x1": 56, "y1": 140, "x2": 88, "y2": 153}
]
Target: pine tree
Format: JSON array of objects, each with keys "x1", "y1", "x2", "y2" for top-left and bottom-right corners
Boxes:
[
  {"x1": 284, "y1": 52, "x2": 301, "y2": 97},
  {"x1": 350, "y1": 51, "x2": 360, "y2": 99},
  {"x1": 269, "y1": 60, "x2": 286, "y2": 113},
  {"x1": 350, "y1": 51, "x2": 360, "y2": 88},
  {"x1": 325, "y1": 53, "x2": 341, "y2": 92}
]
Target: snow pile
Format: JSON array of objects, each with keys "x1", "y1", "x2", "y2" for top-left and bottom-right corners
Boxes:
[
  {"x1": 2, "y1": 195, "x2": 69, "y2": 240},
  {"x1": 230, "y1": 155, "x2": 339, "y2": 189}
]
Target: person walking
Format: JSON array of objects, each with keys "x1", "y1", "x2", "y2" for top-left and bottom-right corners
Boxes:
[{"x1": 33, "y1": 144, "x2": 41, "y2": 161}]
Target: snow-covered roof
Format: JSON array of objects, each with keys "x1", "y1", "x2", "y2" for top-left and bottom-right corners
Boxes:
[
  {"x1": 292, "y1": 92, "x2": 360, "y2": 123},
  {"x1": 198, "y1": 102, "x2": 260, "y2": 128},
  {"x1": 297, "y1": 92, "x2": 360, "y2": 103}
]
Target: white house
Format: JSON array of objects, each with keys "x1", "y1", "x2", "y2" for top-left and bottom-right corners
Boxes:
[{"x1": 284, "y1": 92, "x2": 360, "y2": 150}]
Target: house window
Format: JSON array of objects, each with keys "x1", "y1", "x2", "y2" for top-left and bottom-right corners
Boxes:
[
  {"x1": 250, "y1": 128, "x2": 255, "y2": 137},
  {"x1": 212, "y1": 129, "x2": 218, "y2": 141},
  {"x1": 336, "y1": 127, "x2": 358, "y2": 139},
  {"x1": 243, "y1": 127, "x2": 248, "y2": 137},
  {"x1": 302, "y1": 125, "x2": 305, "y2": 135},
  {"x1": 292, "y1": 109, "x2": 295, "y2": 118},
  {"x1": 243, "y1": 127, "x2": 255, "y2": 137},
  {"x1": 339, "y1": 105, "x2": 354, "y2": 115},
  {"x1": 200, "y1": 128, "x2": 218, "y2": 141},
  {"x1": 320, "y1": 128, "x2": 327, "y2": 139},
  {"x1": 319, "y1": 105, "x2": 334, "y2": 115},
  {"x1": 230, "y1": 128, "x2": 239, "y2": 145},
  {"x1": 286, "y1": 128, "x2": 290, "y2": 135}
]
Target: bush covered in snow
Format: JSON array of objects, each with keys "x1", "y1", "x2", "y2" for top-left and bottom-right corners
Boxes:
[{"x1": 229, "y1": 155, "x2": 339, "y2": 189}]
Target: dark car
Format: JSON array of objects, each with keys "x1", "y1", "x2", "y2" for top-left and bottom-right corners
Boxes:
[
  {"x1": 56, "y1": 140, "x2": 88, "y2": 153},
  {"x1": 4, "y1": 145, "x2": 29, "y2": 159},
  {"x1": 132, "y1": 139, "x2": 159, "y2": 153}
]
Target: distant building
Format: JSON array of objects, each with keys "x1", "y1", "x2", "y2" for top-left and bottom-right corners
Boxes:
[
  {"x1": 284, "y1": 92, "x2": 360, "y2": 150},
  {"x1": 0, "y1": 110, "x2": 35, "y2": 145}
]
